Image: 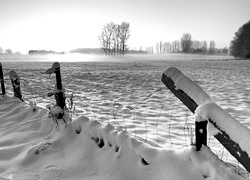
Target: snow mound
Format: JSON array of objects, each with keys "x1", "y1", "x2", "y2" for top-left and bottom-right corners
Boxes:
[
  {"x1": 0, "y1": 96, "x2": 243, "y2": 180},
  {"x1": 195, "y1": 101, "x2": 250, "y2": 158},
  {"x1": 163, "y1": 67, "x2": 211, "y2": 105}
]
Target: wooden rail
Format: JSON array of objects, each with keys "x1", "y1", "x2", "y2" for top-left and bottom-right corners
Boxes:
[{"x1": 162, "y1": 68, "x2": 250, "y2": 172}]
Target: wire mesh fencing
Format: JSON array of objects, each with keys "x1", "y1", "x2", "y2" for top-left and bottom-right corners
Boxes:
[{"x1": 1, "y1": 61, "x2": 249, "y2": 179}]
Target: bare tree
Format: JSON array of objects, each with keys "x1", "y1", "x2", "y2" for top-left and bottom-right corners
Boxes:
[
  {"x1": 209, "y1": 40, "x2": 216, "y2": 54},
  {"x1": 99, "y1": 22, "x2": 130, "y2": 55},
  {"x1": 201, "y1": 41, "x2": 207, "y2": 53},
  {"x1": 120, "y1": 22, "x2": 130, "y2": 55},
  {"x1": 192, "y1": 40, "x2": 207, "y2": 53},
  {"x1": 156, "y1": 41, "x2": 165, "y2": 53},
  {"x1": 5, "y1": 49, "x2": 13, "y2": 54},
  {"x1": 172, "y1": 40, "x2": 180, "y2": 52},
  {"x1": 162, "y1": 42, "x2": 167, "y2": 53},
  {"x1": 155, "y1": 42, "x2": 159, "y2": 53},
  {"x1": 159, "y1": 41, "x2": 163, "y2": 53},
  {"x1": 98, "y1": 22, "x2": 116, "y2": 55},
  {"x1": 99, "y1": 24, "x2": 110, "y2": 55},
  {"x1": 113, "y1": 24, "x2": 121, "y2": 56},
  {"x1": 192, "y1": 40, "x2": 199, "y2": 50},
  {"x1": 107, "y1": 22, "x2": 116, "y2": 55},
  {"x1": 165, "y1": 42, "x2": 172, "y2": 52},
  {"x1": 146, "y1": 46, "x2": 154, "y2": 54},
  {"x1": 181, "y1": 33, "x2": 193, "y2": 53}
]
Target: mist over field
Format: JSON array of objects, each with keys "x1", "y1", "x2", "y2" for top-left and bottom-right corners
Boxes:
[{"x1": 0, "y1": 53, "x2": 234, "y2": 62}]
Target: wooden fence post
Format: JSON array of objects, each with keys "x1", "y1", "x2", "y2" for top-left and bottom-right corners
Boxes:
[
  {"x1": 54, "y1": 62, "x2": 65, "y2": 110},
  {"x1": 9, "y1": 70, "x2": 23, "y2": 101},
  {"x1": 161, "y1": 73, "x2": 207, "y2": 150},
  {"x1": 195, "y1": 121, "x2": 208, "y2": 151},
  {"x1": 162, "y1": 67, "x2": 250, "y2": 172},
  {"x1": 46, "y1": 62, "x2": 65, "y2": 110},
  {"x1": 0, "y1": 63, "x2": 5, "y2": 96}
]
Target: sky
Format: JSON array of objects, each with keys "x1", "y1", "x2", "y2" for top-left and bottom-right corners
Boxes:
[{"x1": 0, "y1": 0, "x2": 250, "y2": 54}]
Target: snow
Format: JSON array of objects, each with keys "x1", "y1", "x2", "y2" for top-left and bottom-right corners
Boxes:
[
  {"x1": 207, "y1": 121, "x2": 220, "y2": 136},
  {"x1": 194, "y1": 113, "x2": 220, "y2": 136},
  {"x1": 0, "y1": 96, "x2": 244, "y2": 180},
  {"x1": 195, "y1": 101, "x2": 250, "y2": 159},
  {"x1": 164, "y1": 66, "x2": 220, "y2": 141},
  {"x1": 163, "y1": 67, "x2": 211, "y2": 105},
  {"x1": 163, "y1": 66, "x2": 250, "y2": 174}
]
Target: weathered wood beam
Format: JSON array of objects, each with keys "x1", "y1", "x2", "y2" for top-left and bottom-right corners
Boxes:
[
  {"x1": 161, "y1": 74, "x2": 207, "y2": 151},
  {"x1": 162, "y1": 72, "x2": 250, "y2": 172}
]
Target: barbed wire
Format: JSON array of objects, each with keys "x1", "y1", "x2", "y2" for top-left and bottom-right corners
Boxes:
[
  {"x1": 121, "y1": 87, "x2": 164, "y2": 113},
  {"x1": 0, "y1": 116, "x2": 49, "y2": 131},
  {"x1": 0, "y1": 99, "x2": 22, "y2": 105},
  {"x1": 1, "y1": 68, "x2": 249, "y2": 179}
]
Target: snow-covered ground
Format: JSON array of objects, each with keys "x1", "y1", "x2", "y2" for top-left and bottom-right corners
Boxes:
[
  {"x1": 0, "y1": 96, "x2": 244, "y2": 179},
  {"x1": 0, "y1": 54, "x2": 250, "y2": 179}
]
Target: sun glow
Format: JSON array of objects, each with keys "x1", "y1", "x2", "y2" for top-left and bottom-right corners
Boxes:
[
  {"x1": 46, "y1": 53, "x2": 105, "y2": 62},
  {"x1": 3, "y1": 12, "x2": 102, "y2": 54},
  {"x1": 1, "y1": 0, "x2": 250, "y2": 54}
]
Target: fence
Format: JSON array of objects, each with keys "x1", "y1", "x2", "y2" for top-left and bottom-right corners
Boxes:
[
  {"x1": 1, "y1": 62, "x2": 250, "y2": 177},
  {"x1": 162, "y1": 66, "x2": 250, "y2": 173}
]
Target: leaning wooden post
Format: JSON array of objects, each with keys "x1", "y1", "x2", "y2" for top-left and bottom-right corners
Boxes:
[
  {"x1": 9, "y1": 70, "x2": 23, "y2": 101},
  {"x1": 162, "y1": 67, "x2": 250, "y2": 172},
  {"x1": 0, "y1": 63, "x2": 5, "y2": 96},
  {"x1": 46, "y1": 62, "x2": 65, "y2": 110},
  {"x1": 161, "y1": 68, "x2": 208, "y2": 151}
]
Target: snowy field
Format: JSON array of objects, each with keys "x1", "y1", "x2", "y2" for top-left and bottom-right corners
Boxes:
[{"x1": 0, "y1": 54, "x2": 250, "y2": 179}]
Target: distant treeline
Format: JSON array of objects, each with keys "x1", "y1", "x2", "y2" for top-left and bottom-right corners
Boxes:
[
  {"x1": 70, "y1": 48, "x2": 103, "y2": 54},
  {"x1": 0, "y1": 47, "x2": 21, "y2": 55},
  {"x1": 128, "y1": 49, "x2": 147, "y2": 54},
  {"x1": 148, "y1": 33, "x2": 229, "y2": 55},
  {"x1": 28, "y1": 50, "x2": 65, "y2": 55},
  {"x1": 70, "y1": 48, "x2": 147, "y2": 55}
]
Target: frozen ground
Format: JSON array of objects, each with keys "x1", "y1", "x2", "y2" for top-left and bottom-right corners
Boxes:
[
  {"x1": 0, "y1": 97, "x2": 245, "y2": 180},
  {"x1": 0, "y1": 54, "x2": 249, "y2": 179}
]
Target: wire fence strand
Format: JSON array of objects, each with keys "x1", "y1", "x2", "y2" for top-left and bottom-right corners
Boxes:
[
  {"x1": 0, "y1": 116, "x2": 49, "y2": 131},
  {"x1": 1, "y1": 65, "x2": 249, "y2": 179}
]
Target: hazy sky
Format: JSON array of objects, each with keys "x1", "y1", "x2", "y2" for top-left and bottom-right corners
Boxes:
[{"x1": 0, "y1": 0, "x2": 250, "y2": 53}]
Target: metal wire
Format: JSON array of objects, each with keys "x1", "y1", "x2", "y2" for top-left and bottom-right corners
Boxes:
[{"x1": 0, "y1": 116, "x2": 49, "y2": 131}]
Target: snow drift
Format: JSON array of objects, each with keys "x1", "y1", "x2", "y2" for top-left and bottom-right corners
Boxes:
[
  {"x1": 0, "y1": 96, "x2": 244, "y2": 180},
  {"x1": 195, "y1": 101, "x2": 250, "y2": 161},
  {"x1": 162, "y1": 66, "x2": 250, "y2": 173}
]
